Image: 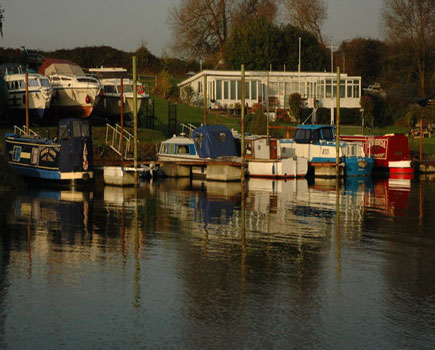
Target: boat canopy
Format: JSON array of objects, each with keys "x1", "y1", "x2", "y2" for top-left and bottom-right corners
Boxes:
[
  {"x1": 38, "y1": 58, "x2": 85, "y2": 76},
  {"x1": 192, "y1": 125, "x2": 238, "y2": 159},
  {"x1": 294, "y1": 125, "x2": 335, "y2": 144}
]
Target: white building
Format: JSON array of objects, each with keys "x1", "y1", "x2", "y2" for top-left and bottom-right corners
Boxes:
[{"x1": 178, "y1": 69, "x2": 362, "y2": 111}]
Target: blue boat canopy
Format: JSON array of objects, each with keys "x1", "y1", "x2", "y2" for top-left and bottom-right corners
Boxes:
[
  {"x1": 294, "y1": 125, "x2": 335, "y2": 144},
  {"x1": 192, "y1": 125, "x2": 238, "y2": 159}
]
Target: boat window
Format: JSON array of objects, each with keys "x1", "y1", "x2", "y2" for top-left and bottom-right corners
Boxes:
[
  {"x1": 77, "y1": 78, "x2": 97, "y2": 84},
  {"x1": 28, "y1": 79, "x2": 39, "y2": 87},
  {"x1": 322, "y1": 148, "x2": 329, "y2": 155},
  {"x1": 61, "y1": 77, "x2": 72, "y2": 81},
  {"x1": 12, "y1": 146, "x2": 21, "y2": 161},
  {"x1": 104, "y1": 85, "x2": 116, "y2": 93},
  {"x1": 59, "y1": 125, "x2": 69, "y2": 140},
  {"x1": 40, "y1": 79, "x2": 50, "y2": 87},
  {"x1": 294, "y1": 129, "x2": 311, "y2": 144},
  {"x1": 72, "y1": 120, "x2": 90, "y2": 137},
  {"x1": 160, "y1": 144, "x2": 167, "y2": 153},
  {"x1": 81, "y1": 122, "x2": 90, "y2": 137},
  {"x1": 31, "y1": 147, "x2": 39, "y2": 164},
  {"x1": 311, "y1": 129, "x2": 320, "y2": 142},
  {"x1": 321, "y1": 128, "x2": 334, "y2": 140},
  {"x1": 177, "y1": 145, "x2": 188, "y2": 154},
  {"x1": 51, "y1": 76, "x2": 60, "y2": 81},
  {"x1": 168, "y1": 143, "x2": 176, "y2": 154},
  {"x1": 118, "y1": 85, "x2": 133, "y2": 93}
]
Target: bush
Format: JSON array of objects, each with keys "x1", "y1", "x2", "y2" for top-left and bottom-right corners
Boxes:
[
  {"x1": 247, "y1": 109, "x2": 267, "y2": 135},
  {"x1": 152, "y1": 71, "x2": 177, "y2": 99}
]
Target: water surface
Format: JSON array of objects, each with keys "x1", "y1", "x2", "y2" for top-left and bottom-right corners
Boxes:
[{"x1": 1, "y1": 176, "x2": 434, "y2": 349}]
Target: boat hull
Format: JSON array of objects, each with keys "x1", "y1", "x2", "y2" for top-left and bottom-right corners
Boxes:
[
  {"x1": 49, "y1": 86, "x2": 100, "y2": 118},
  {"x1": 248, "y1": 157, "x2": 308, "y2": 178}
]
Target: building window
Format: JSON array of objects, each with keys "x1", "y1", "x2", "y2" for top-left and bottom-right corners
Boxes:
[
  {"x1": 325, "y1": 79, "x2": 331, "y2": 98},
  {"x1": 230, "y1": 81, "x2": 236, "y2": 100},
  {"x1": 353, "y1": 80, "x2": 360, "y2": 98},
  {"x1": 340, "y1": 80, "x2": 345, "y2": 98},
  {"x1": 245, "y1": 82, "x2": 250, "y2": 99},
  {"x1": 251, "y1": 81, "x2": 257, "y2": 100},
  {"x1": 237, "y1": 80, "x2": 241, "y2": 99},
  {"x1": 269, "y1": 82, "x2": 278, "y2": 96},
  {"x1": 224, "y1": 81, "x2": 229, "y2": 99},
  {"x1": 216, "y1": 80, "x2": 222, "y2": 100},
  {"x1": 347, "y1": 80, "x2": 353, "y2": 97}
]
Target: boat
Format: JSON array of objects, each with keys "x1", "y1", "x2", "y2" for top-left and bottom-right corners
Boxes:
[
  {"x1": 245, "y1": 135, "x2": 308, "y2": 178},
  {"x1": 3, "y1": 118, "x2": 93, "y2": 185},
  {"x1": 279, "y1": 125, "x2": 374, "y2": 177},
  {"x1": 157, "y1": 124, "x2": 241, "y2": 180},
  {"x1": 38, "y1": 58, "x2": 101, "y2": 119},
  {"x1": 1, "y1": 63, "x2": 53, "y2": 121},
  {"x1": 340, "y1": 133, "x2": 414, "y2": 178},
  {"x1": 88, "y1": 67, "x2": 148, "y2": 122}
]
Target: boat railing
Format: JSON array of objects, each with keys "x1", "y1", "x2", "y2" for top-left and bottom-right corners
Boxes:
[
  {"x1": 14, "y1": 125, "x2": 41, "y2": 138},
  {"x1": 105, "y1": 123, "x2": 135, "y2": 160},
  {"x1": 180, "y1": 123, "x2": 197, "y2": 138}
]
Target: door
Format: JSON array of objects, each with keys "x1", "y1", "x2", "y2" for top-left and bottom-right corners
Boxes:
[{"x1": 269, "y1": 139, "x2": 278, "y2": 159}]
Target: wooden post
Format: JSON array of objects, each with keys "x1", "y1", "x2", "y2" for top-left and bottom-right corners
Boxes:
[
  {"x1": 120, "y1": 77, "x2": 124, "y2": 161},
  {"x1": 25, "y1": 71, "x2": 29, "y2": 135},
  {"x1": 203, "y1": 74, "x2": 207, "y2": 125},
  {"x1": 336, "y1": 67, "x2": 340, "y2": 178},
  {"x1": 133, "y1": 56, "x2": 138, "y2": 171},
  {"x1": 420, "y1": 119, "x2": 423, "y2": 161},
  {"x1": 241, "y1": 65, "x2": 245, "y2": 181},
  {"x1": 266, "y1": 73, "x2": 270, "y2": 142}
]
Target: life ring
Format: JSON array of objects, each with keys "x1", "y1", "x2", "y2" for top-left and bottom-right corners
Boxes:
[{"x1": 137, "y1": 86, "x2": 145, "y2": 95}]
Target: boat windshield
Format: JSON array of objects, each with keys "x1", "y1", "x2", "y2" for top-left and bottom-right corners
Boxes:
[
  {"x1": 28, "y1": 78, "x2": 39, "y2": 87},
  {"x1": 40, "y1": 78, "x2": 50, "y2": 87},
  {"x1": 73, "y1": 120, "x2": 90, "y2": 138},
  {"x1": 321, "y1": 127, "x2": 334, "y2": 140},
  {"x1": 117, "y1": 85, "x2": 133, "y2": 93}
]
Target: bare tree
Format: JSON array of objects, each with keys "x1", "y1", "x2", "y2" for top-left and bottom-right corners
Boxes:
[
  {"x1": 283, "y1": 0, "x2": 327, "y2": 46},
  {"x1": 168, "y1": 0, "x2": 278, "y2": 62},
  {"x1": 168, "y1": 0, "x2": 232, "y2": 61},
  {"x1": 382, "y1": 0, "x2": 435, "y2": 96}
]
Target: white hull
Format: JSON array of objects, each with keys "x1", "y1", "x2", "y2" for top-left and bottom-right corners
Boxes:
[{"x1": 248, "y1": 157, "x2": 308, "y2": 178}]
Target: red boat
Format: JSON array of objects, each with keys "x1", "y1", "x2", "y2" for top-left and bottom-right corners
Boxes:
[{"x1": 341, "y1": 134, "x2": 414, "y2": 177}]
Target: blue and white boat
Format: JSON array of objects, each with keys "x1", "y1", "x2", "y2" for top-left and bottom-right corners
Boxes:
[
  {"x1": 279, "y1": 125, "x2": 373, "y2": 177},
  {"x1": 1, "y1": 63, "x2": 53, "y2": 121},
  {"x1": 157, "y1": 124, "x2": 240, "y2": 179},
  {"x1": 3, "y1": 118, "x2": 93, "y2": 185}
]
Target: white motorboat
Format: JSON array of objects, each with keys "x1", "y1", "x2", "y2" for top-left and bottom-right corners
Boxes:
[
  {"x1": 1, "y1": 63, "x2": 53, "y2": 120},
  {"x1": 38, "y1": 58, "x2": 101, "y2": 118}
]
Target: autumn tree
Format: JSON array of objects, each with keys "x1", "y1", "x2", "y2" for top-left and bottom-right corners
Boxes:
[
  {"x1": 283, "y1": 0, "x2": 327, "y2": 46},
  {"x1": 382, "y1": 0, "x2": 435, "y2": 96}
]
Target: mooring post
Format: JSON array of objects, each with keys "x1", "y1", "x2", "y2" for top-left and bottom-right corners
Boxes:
[
  {"x1": 25, "y1": 71, "x2": 29, "y2": 135},
  {"x1": 420, "y1": 119, "x2": 423, "y2": 161},
  {"x1": 203, "y1": 74, "x2": 207, "y2": 125},
  {"x1": 336, "y1": 67, "x2": 340, "y2": 178},
  {"x1": 120, "y1": 77, "x2": 124, "y2": 160},
  {"x1": 133, "y1": 56, "x2": 138, "y2": 174},
  {"x1": 241, "y1": 65, "x2": 245, "y2": 181}
]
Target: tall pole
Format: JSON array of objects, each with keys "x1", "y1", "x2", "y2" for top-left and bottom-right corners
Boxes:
[
  {"x1": 266, "y1": 73, "x2": 270, "y2": 142},
  {"x1": 330, "y1": 45, "x2": 334, "y2": 125},
  {"x1": 298, "y1": 37, "x2": 301, "y2": 96},
  {"x1": 133, "y1": 56, "x2": 138, "y2": 170},
  {"x1": 241, "y1": 65, "x2": 246, "y2": 181},
  {"x1": 203, "y1": 74, "x2": 207, "y2": 125},
  {"x1": 420, "y1": 119, "x2": 423, "y2": 161},
  {"x1": 120, "y1": 77, "x2": 124, "y2": 161},
  {"x1": 336, "y1": 67, "x2": 341, "y2": 178},
  {"x1": 25, "y1": 71, "x2": 29, "y2": 135}
]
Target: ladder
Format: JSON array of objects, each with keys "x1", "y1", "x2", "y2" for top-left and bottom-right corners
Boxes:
[
  {"x1": 180, "y1": 123, "x2": 197, "y2": 138},
  {"x1": 14, "y1": 125, "x2": 41, "y2": 138},
  {"x1": 105, "y1": 123, "x2": 135, "y2": 160}
]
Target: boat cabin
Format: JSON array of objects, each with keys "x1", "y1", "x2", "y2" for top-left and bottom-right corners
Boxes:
[{"x1": 293, "y1": 125, "x2": 335, "y2": 144}]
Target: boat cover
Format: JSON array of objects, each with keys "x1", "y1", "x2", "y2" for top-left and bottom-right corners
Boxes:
[
  {"x1": 38, "y1": 58, "x2": 85, "y2": 76},
  {"x1": 192, "y1": 125, "x2": 238, "y2": 159}
]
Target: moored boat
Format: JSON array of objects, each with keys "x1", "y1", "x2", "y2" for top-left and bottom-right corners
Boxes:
[
  {"x1": 38, "y1": 58, "x2": 101, "y2": 119},
  {"x1": 1, "y1": 63, "x2": 53, "y2": 121},
  {"x1": 245, "y1": 135, "x2": 308, "y2": 178},
  {"x1": 89, "y1": 67, "x2": 148, "y2": 122},
  {"x1": 280, "y1": 125, "x2": 374, "y2": 177},
  {"x1": 3, "y1": 118, "x2": 93, "y2": 185},
  {"x1": 340, "y1": 133, "x2": 414, "y2": 177}
]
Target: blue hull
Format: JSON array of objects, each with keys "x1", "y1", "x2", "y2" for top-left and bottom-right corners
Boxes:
[
  {"x1": 11, "y1": 164, "x2": 61, "y2": 180},
  {"x1": 344, "y1": 157, "x2": 374, "y2": 177}
]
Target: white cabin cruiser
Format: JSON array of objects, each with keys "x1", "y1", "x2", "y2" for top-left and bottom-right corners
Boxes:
[
  {"x1": 89, "y1": 67, "x2": 148, "y2": 122},
  {"x1": 1, "y1": 64, "x2": 53, "y2": 120},
  {"x1": 38, "y1": 58, "x2": 101, "y2": 118}
]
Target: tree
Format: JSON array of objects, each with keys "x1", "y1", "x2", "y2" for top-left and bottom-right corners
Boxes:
[
  {"x1": 0, "y1": 5, "x2": 4, "y2": 38},
  {"x1": 224, "y1": 15, "x2": 283, "y2": 70},
  {"x1": 382, "y1": 0, "x2": 435, "y2": 96},
  {"x1": 168, "y1": 0, "x2": 231, "y2": 62},
  {"x1": 248, "y1": 109, "x2": 268, "y2": 134},
  {"x1": 338, "y1": 38, "x2": 386, "y2": 85},
  {"x1": 283, "y1": 0, "x2": 327, "y2": 46},
  {"x1": 168, "y1": 0, "x2": 279, "y2": 63},
  {"x1": 224, "y1": 17, "x2": 327, "y2": 71},
  {"x1": 288, "y1": 93, "x2": 302, "y2": 122}
]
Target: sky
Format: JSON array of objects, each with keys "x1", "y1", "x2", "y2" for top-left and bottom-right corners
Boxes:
[{"x1": 1, "y1": 0, "x2": 383, "y2": 57}]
